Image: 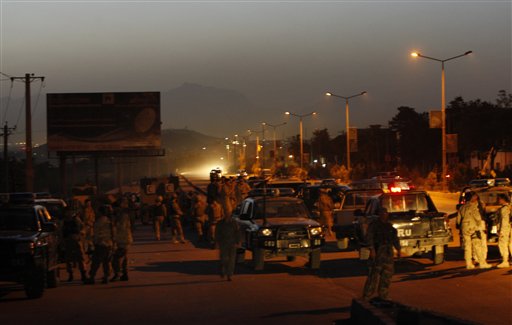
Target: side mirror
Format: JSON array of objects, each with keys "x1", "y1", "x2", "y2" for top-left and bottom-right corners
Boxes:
[
  {"x1": 42, "y1": 222, "x2": 58, "y2": 232},
  {"x1": 353, "y1": 209, "x2": 364, "y2": 217}
]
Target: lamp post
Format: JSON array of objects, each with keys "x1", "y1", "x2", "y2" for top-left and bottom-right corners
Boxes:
[
  {"x1": 248, "y1": 129, "x2": 264, "y2": 170},
  {"x1": 411, "y1": 50, "x2": 472, "y2": 191},
  {"x1": 262, "y1": 122, "x2": 287, "y2": 168},
  {"x1": 285, "y1": 111, "x2": 317, "y2": 170},
  {"x1": 325, "y1": 91, "x2": 367, "y2": 173}
]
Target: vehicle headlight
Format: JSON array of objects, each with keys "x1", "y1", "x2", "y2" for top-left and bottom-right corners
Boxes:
[
  {"x1": 259, "y1": 228, "x2": 273, "y2": 236},
  {"x1": 309, "y1": 227, "x2": 323, "y2": 236}
]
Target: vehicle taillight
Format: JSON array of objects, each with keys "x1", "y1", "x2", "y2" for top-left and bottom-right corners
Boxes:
[{"x1": 390, "y1": 187, "x2": 402, "y2": 193}]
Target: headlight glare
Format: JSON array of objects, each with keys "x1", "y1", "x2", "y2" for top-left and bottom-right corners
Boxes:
[
  {"x1": 260, "y1": 228, "x2": 272, "y2": 236},
  {"x1": 309, "y1": 227, "x2": 322, "y2": 236}
]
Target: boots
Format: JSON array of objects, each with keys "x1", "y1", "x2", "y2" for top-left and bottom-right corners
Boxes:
[
  {"x1": 120, "y1": 273, "x2": 129, "y2": 281},
  {"x1": 110, "y1": 273, "x2": 120, "y2": 282},
  {"x1": 66, "y1": 273, "x2": 74, "y2": 282},
  {"x1": 497, "y1": 261, "x2": 510, "y2": 268}
]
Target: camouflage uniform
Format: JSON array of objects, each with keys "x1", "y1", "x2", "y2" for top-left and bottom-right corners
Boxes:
[
  {"x1": 235, "y1": 179, "x2": 251, "y2": 206},
  {"x1": 87, "y1": 213, "x2": 114, "y2": 284},
  {"x1": 219, "y1": 180, "x2": 234, "y2": 218},
  {"x1": 62, "y1": 212, "x2": 87, "y2": 282},
  {"x1": 497, "y1": 202, "x2": 512, "y2": 268},
  {"x1": 208, "y1": 200, "x2": 224, "y2": 244},
  {"x1": 82, "y1": 202, "x2": 96, "y2": 253},
  {"x1": 169, "y1": 196, "x2": 186, "y2": 243},
  {"x1": 192, "y1": 195, "x2": 208, "y2": 241},
  {"x1": 111, "y1": 207, "x2": 133, "y2": 281},
  {"x1": 152, "y1": 200, "x2": 167, "y2": 241},
  {"x1": 457, "y1": 201, "x2": 491, "y2": 269},
  {"x1": 215, "y1": 216, "x2": 241, "y2": 280},
  {"x1": 363, "y1": 218, "x2": 400, "y2": 300},
  {"x1": 318, "y1": 190, "x2": 334, "y2": 237}
]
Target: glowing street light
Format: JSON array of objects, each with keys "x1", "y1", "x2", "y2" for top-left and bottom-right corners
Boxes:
[
  {"x1": 325, "y1": 90, "x2": 367, "y2": 173},
  {"x1": 262, "y1": 121, "x2": 287, "y2": 168},
  {"x1": 285, "y1": 111, "x2": 317, "y2": 170},
  {"x1": 411, "y1": 50, "x2": 472, "y2": 191}
]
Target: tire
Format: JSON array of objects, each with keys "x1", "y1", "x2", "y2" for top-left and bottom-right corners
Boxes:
[
  {"x1": 236, "y1": 248, "x2": 246, "y2": 264},
  {"x1": 432, "y1": 245, "x2": 445, "y2": 265},
  {"x1": 309, "y1": 249, "x2": 321, "y2": 269},
  {"x1": 337, "y1": 238, "x2": 349, "y2": 250},
  {"x1": 24, "y1": 270, "x2": 46, "y2": 299},
  {"x1": 252, "y1": 248, "x2": 265, "y2": 271},
  {"x1": 286, "y1": 256, "x2": 296, "y2": 262},
  {"x1": 46, "y1": 269, "x2": 58, "y2": 288}
]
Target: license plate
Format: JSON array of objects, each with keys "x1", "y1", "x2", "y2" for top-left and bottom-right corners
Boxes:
[
  {"x1": 289, "y1": 243, "x2": 300, "y2": 248},
  {"x1": 491, "y1": 225, "x2": 498, "y2": 234},
  {"x1": 400, "y1": 240, "x2": 408, "y2": 247}
]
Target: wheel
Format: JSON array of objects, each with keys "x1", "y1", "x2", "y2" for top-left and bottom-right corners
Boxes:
[
  {"x1": 337, "y1": 238, "x2": 349, "y2": 250},
  {"x1": 286, "y1": 256, "x2": 296, "y2": 262},
  {"x1": 432, "y1": 245, "x2": 445, "y2": 265},
  {"x1": 46, "y1": 269, "x2": 59, "y2": 288},
  {"x1": 24, "y1": 270, "x2": 46, "y2": 299},
  {"x1": 252, "y1": 248, "x2": 265, "y2": 271},
  {"x1": 236, "y1": 248, "x2": 246, "y2": 264},
  {"x1": 309, "y1": 249, "x2": 321, "y2": 269}
]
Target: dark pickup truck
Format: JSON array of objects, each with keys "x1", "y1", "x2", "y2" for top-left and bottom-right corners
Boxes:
[
  {"x1": 233, "y1": 193, "x2": 325, "y2": 270},
  {"x1": 355, "y1": 190, "x2": 452, "y2": 264},
  {"x1": 0, "y1": 204, "x2": 60, "y2": 298}
]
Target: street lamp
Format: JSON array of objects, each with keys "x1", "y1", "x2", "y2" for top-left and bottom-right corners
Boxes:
[
  {"x1": 325, "y1": 91, "x2": 367, "y2": 173},
  {"x1": 262, "y1": 122, "x2": 287, "y2": 168},
  {"x1": 411, "y1": 50, "x2": 472, "y2": 191},
  {"x1": 248, "y1": 129, "x2": 264, "y2": 170},
  {"x1": 285, "y1": 111, "x2": 317, "y2": 170}
]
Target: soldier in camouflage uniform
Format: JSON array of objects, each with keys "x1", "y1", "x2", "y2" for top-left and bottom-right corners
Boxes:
[
  {"x1": 191, "y1": 193, "x2": 208, "y2": 242},
  {"x1": 456, "y1": 191, "x2": 491, "y2": 269},
  {"x1": 208, "y1": 200, "x2": 224, "y2": 246},
  {"x1": 363, "y1": 207, "x2": 401, "y2": 301},
  {"x1": 317, "y1": 188, "x2": 334, "y2": 238},
  {"x1": 215, "y1": 213, "x2": 241, "y2": 281},
  {"x1": 82, "y1": 199, "x2": 96, "y2": 255},
  {"x1": 62, "y1": 207, "x2": 87, "y2": 283},
  {"x1": 496, "y1": 194, "x2": 511, "y2": 268},
  {"x1": 85, "y1": 205, "x2": 114, "y2": 284},
  {"x1": 111, "y1": 197, "x2": 133, "y2": 281}
]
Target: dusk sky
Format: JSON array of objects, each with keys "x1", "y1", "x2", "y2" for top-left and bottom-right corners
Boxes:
[{"x1": 1, "y1": 0, "x2": 510, "y2": 144}]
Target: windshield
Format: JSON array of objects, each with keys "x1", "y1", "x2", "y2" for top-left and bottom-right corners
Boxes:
[
  {"x1": 0, "y1": 208, "x2": 39, "y2": 231},
  {"x1": 254, "y1": 200, "x2": 309, "y2": 219},
  {"x1": 381, "y1": 194, "x2": 429, "y2": 213},
  {"x1": 478, "y1": 190, "x2": 512, "y2": 206}
]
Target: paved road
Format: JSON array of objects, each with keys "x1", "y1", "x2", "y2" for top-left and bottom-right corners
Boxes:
[{"x1": 1, "y1": 180, "x2": 510, "y2": 324}]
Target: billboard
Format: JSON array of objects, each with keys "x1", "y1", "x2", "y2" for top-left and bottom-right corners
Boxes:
[{"x1": 47, "y1": 92, "x2": 161, "y2": 152}]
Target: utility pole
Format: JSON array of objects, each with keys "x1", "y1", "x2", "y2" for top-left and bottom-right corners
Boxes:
[
  {"x1": 1, "y1": 122, "x2": 16, "y2": 192},
  {"x1": 10, "y1": 73, "x2": 45, "y2": 192}
]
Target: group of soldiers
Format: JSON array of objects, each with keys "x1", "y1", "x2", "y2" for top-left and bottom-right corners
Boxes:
[
  {"x1": 456, "y1": 191, "x2": 512, "y2": 269},
  {"x1": 61, "y1": 196, "x2": 134, "y2": 284}
]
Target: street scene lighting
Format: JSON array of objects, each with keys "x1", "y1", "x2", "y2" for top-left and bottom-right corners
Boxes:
[
  {"x1": 285, "y1": 111, "x2": 317, "y2": 170},
  {"x1": 325, "y1": 90, "x2": 367, "y2": 175},
  {"x1": 411, "y1": 50, "x2": 472, "y2": 191}
]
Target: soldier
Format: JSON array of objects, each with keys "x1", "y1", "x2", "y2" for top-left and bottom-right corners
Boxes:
[
  {"x1": 362, "y1": 208, "x2": 401, "y2": 301},
  {"x1": 169, "y1": 193, "x2": 186, "y2": 244},
  {"x1": 207, "y1": 178, "x2": 221, "y2": 205},
  {"x1": 191, "y1": 193, "x2": 208, "y2": 242},
  {"x1": 215, "y1": 212, "x2": 241, "y2": 281},
  {"x1": 208, "y1": 200, "x2": 224, "y2": 246},
  {"x1": 62, "y1": 207, "x2": 87, "y2": 283},
  {"x1": 111, "y1": 197, "x2": 133, "y2": 281},
  {"x1": 85, "y1": 205, "x2": 114, "y2": 284},
  {"x1": 496, "y1": 194, "x2": 511, "y2": 268},
  {"x1": 234, "y1": 177, "x2": 251, "y2": 206},
  {"x1": 82, "y1": 199, "x2": 96, "y2": 255},
  {"x1": 219, "y1": 177, "x2": 234, "y2": 218},
  {"x1": 456, "y1": 191, "x2": 492, "y2": 269},
  {"x1": 152, "y1": 196, "x2": 167, "y2": 241},
  {"x1": 317, "y1": 188, "x2": 334, "y2": 238}
]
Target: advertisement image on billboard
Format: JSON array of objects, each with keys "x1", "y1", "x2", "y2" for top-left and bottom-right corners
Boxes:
[{"x1": 47, "y1": 92, "x2": 161, "y2": 152}]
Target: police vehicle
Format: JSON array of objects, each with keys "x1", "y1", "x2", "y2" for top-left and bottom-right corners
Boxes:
[
  {"x1": 354, "y1": 187, "x2": 452, "y2": 264},
  {"x1": 233, "y1": 188, "x2": 325, "y2": 270}
]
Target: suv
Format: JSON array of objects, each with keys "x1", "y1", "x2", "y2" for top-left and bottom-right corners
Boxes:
[
  {"x1": 331, "y1": 189, "x2": 383, "y2": 249},
  {"x1": 355, "y1": 190, "x2": 452, "y2": 264},
  {"x1": 0, "y1": 203, "x2": 60, "y2": 298},
  {"x1": 456, "y1": 185, "x2": 512, "y2": 242},
  {"x1": 233, "y1": 193, "x2": 325, "y2": 270}
]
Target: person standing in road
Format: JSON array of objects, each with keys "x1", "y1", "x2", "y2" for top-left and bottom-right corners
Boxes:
[
  {"x1": 111, "y1": 197, "x2": 133, "y2": 281},
  {"x1": 169, "y1": 193, "x2": 186, "y2": 244},
  {"x1": 234, "y1": 177, "x2": 251, "y2": 206},
  {"x1": 215, "y1": 213, "x2": 241, "y2": 281},
  {"x1": 191, "y1": 193, "x2": 208, "y2": 242},
  {"x1": 208, "y1": 200, "x2": 224, "y2": 246},
  {"x1": 219, "y1": 177, "x2": 234, "y2": 218},
  {"x1": 86, "y1": 205, "x2": 114, "y2": 284},
  {"x1": 82, "y1": 199, "x2": 96, "y2": 255},
  {"x1": 317, "y1": 188, "x2": 334, "y2": 238},
  {"x1": 496, "y1": 193, "x2": 511, "y2": 268},
  {"x1": 62, "y1": 207, "x2": 87, "y2": 283},
  {"x1": 152, "y1": 196, "x2": 167, "y2": 241},
  {"x1": 362, "y1": 207, "x2": 401, "y2": 301},
  {"x1": 456, "y1": 191, "x2": 492, "y2": 269}
]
